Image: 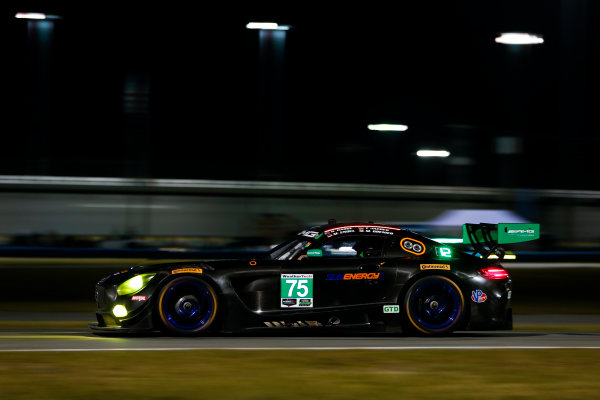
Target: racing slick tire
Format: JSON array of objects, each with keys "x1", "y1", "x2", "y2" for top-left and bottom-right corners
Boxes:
[
  {"x1": 157, "y1": 276, "x2": 218, "y2": 335},
  {"x1": 403, "y1": 275, "x2": 465, "y2": 336}
]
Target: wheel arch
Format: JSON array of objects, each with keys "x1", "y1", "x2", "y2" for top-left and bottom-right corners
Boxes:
[
  {"x1": 398, "y1": 270, "x2": 471, "y2": 334},
  {"x1": 153, "y1": 272, "x2": 223, "y2": 334}
]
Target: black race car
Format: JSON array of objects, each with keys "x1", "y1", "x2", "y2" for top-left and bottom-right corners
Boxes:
[{"x1": 90, "y1": 221, "x2": 539, "y2": 336}]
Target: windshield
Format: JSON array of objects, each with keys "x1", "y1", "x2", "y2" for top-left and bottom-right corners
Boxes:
[{"x1": 268, "y1": 239, "x2": 309, "y2": 260}]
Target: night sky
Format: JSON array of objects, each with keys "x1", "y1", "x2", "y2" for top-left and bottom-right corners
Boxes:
[{"x1": 2, "y1": 1, "x2": 598, "y2": 189}]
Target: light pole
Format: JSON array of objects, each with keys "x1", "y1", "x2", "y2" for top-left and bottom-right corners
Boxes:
[
  {"x1": 246, "y1": 22, "x2": 290, "y2": 179},
  {"x1": 15, "y1": 12, "x2": 61, "y2": 174},
  {"x1": 494, "y1": 31, "x2": 543, "y2": 188}
]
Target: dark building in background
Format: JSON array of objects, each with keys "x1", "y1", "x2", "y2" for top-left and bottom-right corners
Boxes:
[{"x1": 2, "y1": 2, "x2": 598, "y2": 190}]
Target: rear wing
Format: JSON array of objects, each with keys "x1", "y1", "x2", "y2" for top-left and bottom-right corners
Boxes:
[{"x1": 462, "y1": 223, "x2": 540, "y2": 260}]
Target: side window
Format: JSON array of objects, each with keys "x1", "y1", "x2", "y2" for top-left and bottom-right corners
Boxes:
[{"x1": 320, "y1": 236, "x2": 385, "y2": 258}]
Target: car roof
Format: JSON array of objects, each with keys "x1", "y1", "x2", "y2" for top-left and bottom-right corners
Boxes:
[{"x1": 304, "y1": 222, "x2": 407, "y2": 235}]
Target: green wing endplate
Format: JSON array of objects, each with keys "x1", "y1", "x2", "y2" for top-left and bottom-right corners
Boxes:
[
  {"x1": 497, "y1": 223, "x2": 540, "y2": 244},
  {"x1": 462, "y1": 223, "x2": 540, "y2": 245},
  {"x1": 461, "y1": 223, "x2": 539, "y2": 260}
]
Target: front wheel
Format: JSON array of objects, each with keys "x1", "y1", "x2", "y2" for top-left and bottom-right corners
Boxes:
[
  {"x1": 157, "y1": 277, "x2": 218, "y2": 335},
  {"x1": 403, "y1": 275, "x2": 465, "y2": 335}
]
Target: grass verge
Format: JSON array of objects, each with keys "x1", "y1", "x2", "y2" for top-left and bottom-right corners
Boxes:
[
  {"x1": 513, "y1": 324, "x2": 600, "y2": 331},
  {"x1": 0, "y1": 321, "x2": 92, "y2": 329},
  {"x1": 0, "y1": 349, "x2": 599, "y2": 400},
  {"x1": 0, "y1": 301, "x2": 96, "y2": 313},
  {"x1": 0, "y1": 319, "x2": 598, "y2": 331}
]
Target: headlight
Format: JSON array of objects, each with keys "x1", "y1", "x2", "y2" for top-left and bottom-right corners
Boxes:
[
  {"x1": 116, "y1": 273, "x2": 156, "y2": 296},
  {"x1": 112, "y1": 304, "x2": 128, "y2": 318}
]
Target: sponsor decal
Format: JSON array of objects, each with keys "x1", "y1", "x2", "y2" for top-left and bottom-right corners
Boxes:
[
  {"x1": 264, "y1": 320, "x2": 323, "y2": 328},
  {"x1": 307, "y1": 249, "x2": 323, "y2": 258},
  {"x1": 471, "y1": 289, "x2": 487, "y2": 303},
  {"x1": 281, "y1": 298, "x2": 297, "y2": 307},
  {"x1": 497, "y1": 223, "x2": 540, "y2": 244},
  {"x1": 326, "y1": 273, "x2": 382, "y2": 280},
  {"x1": 299, "y1": 299, "x2": 312, "y2": 307},
  {"x1": 383, "y1": 305, "x2": 399, "y2": 314},
  {"x1": 299, "y1": 230, "x2": 319, "y2": 238},
  {"x1": 420, "y1": 264, "x2": 451, "y2": 270},
  {"x1": 507, "y1": 229, "x2": 535, "y2": 234},
  {"x1": 171, "y1": 268, "x2": 203, "y2": 274},
  {"x1": 131, "y1": 295, "x2": 147, "y2": 301},
  {"x1": 400, "y1": 238, "x2": 426, "y2": 255},
  {"x1": 281, "y1": 274, "x2": 313, "y2": 308}
]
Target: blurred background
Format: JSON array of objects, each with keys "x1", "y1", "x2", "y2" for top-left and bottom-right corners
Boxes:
[
  {"x1": 2, "y1": 4, "x2": 599, "y2": 396},
  {"x1": 1, "y1": 0, "x2": 599, "y2": 255}
]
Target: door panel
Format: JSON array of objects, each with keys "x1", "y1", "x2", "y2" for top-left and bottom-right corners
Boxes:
[{"x1": 281, "y1": 258, "x2": 396, "y2": 308}]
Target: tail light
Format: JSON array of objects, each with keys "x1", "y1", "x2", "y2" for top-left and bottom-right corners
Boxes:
[{"x1": 478, "y1": 266, "x2": 509, "y2": 280}]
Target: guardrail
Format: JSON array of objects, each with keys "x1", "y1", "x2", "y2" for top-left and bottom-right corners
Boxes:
[{"x1": 2, "y1": 175, "x2": 600, "y2": 199}]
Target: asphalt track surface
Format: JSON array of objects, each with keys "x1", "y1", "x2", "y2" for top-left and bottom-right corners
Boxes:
[{"x1": 1, "y1": 314, "x2": 599, "y2": 351}]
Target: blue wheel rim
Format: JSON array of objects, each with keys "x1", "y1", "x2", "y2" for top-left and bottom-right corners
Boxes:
[
  {"x1": 161, "y1": 280, "x2": 215, "y2": 331},
  {"x1": 409, "y1": 279, "x2": 461, "y2": 330}
]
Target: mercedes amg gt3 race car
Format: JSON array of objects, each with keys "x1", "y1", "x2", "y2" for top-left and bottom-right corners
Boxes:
[{"x1": 90, "y1": 221, "x2": 539, "y2": 336}]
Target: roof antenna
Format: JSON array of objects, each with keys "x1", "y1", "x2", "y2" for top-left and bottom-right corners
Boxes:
[{"x1": 328, "y1": 219, "x2": 336, "y2": 225}]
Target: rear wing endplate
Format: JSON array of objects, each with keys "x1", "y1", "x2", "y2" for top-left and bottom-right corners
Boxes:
[{"x1": 462, "y1": 223, "x2": 540, "y2": 260}]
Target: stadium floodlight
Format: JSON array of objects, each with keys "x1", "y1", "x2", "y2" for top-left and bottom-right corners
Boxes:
[
  {"x1": 15, "y1": 12, "x2": 46, "y2": 19},
  {"x1": 15, "y1": 12, "x2": 62, "y2": 20},
  {"x1": 417, "y1": 150, "x2": 451, "y2": 158},
  {"x1": 246, "y1": 22, "x2": 290, "y2": 30},
  {"x1": 368, "y1": 124, "x2": 408, "y2": 132},
  {"x1": 495, "y1": 32, "x2": 544, "y2": 45}
]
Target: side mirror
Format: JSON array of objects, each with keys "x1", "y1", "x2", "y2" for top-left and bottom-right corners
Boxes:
[{"x1": 306, "y1": 249, "x2": 323, "y2": 258}]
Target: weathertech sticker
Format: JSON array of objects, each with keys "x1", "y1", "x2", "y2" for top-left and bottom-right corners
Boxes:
[
  {"x1": 420, "y1": 264, "x2": 451, "y2": 270},
  {"x1": 471, "y1": 290, "x2": 487, "y2": 303},
  {"x1": 171, "y1": 268, "x2": 203, "y2": 274},
  {"x1": 281, "y1": 274, "x2": 313, "y2": 308}
]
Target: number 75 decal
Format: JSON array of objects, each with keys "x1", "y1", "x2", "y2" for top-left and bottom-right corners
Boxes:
[
  {"x1": 285, "y1": 279, "x2": 310, "y2": 297},
  {"x1": 281, "y1": 274, "x2": 313, "y2": 308}
]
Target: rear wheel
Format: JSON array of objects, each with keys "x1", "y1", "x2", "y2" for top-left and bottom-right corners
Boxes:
[
  {"x1": 403, "y1": 275, "x2": 464, "y2": 335},
  {"x1": 157, "y1": 277, "x2": 218, "y2": 335}
]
